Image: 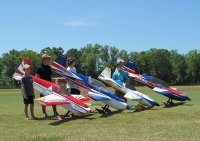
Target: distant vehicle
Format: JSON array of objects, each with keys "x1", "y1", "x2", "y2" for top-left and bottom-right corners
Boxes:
[{"x1": 124, "y1": 60, "x2": 191, "y2": 106}]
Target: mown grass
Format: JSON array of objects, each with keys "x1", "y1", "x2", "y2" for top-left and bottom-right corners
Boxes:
[{"x1": 0, "y1": 86, "x2": 199, "y2": 141}]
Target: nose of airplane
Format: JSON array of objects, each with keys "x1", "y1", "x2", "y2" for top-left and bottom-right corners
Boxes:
[
  {"x1": 183, "y1": 94, "x2": 191, "y2": 101},
  {"x1": 186, "y1": 96, "x2": 191, "y2": 101}
]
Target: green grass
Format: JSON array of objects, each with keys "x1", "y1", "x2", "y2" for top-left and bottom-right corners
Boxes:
[{"x1": 0, "y1": 86, "x2": 199, "y2": 141}]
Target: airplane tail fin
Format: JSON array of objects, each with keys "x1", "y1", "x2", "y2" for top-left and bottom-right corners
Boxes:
[
  {"x1": 51, "y1": 55, "x2": 68, "y2": 73},
  {"x1": 54, "y1": 55, "x2": 67, "y2": 68},
  {"x1": 124, "y1": 60, "x2": 137, "y2": 72},
  {"x1": 99, "y1": 67, "x2": 111, "y2": 79},
  {"x1": 51, "y1": 55, "x2": 82, "y2": 80},
  {"x1": 13, "y1": 58, "x2": 30, "y2": 81}
]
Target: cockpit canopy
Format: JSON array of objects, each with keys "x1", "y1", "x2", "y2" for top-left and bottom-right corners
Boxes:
[{"x1": 144, "y1": 76, "x2": 169, "y2": 87}]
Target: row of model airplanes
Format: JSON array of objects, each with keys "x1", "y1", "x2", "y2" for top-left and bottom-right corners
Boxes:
[{"x1": 13, "y1": 55, "x2": 191, "y2": 116}]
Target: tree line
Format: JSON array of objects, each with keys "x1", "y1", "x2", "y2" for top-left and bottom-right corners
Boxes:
[{"x1": 0, "y1": 44, "x2": 200, "y2": 88}]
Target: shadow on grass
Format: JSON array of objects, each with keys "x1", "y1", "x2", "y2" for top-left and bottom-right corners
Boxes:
[
  {"x1": 98, "y1": 110, "x2": 124, "y2": 118},
  {"x1": 49, "y1": 113, "x2": 96, "y2": 126},
  {"x1": 36, "y1": 116, "x2": 59, "y2": 121},
  {"x1": 162, "y1": 101, "x2": 193, "y2": 108}
]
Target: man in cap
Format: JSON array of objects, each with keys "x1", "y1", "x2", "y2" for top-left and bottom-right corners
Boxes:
[
  {"x1": 112, "y1": 58, "x2": 128, "y2": 102},
  {"x1": 35, "y1": 53, "x2": 59, "y2": 118},
  {"x1": 116, "y1": 58, "x2": 125, "y2": 65}
]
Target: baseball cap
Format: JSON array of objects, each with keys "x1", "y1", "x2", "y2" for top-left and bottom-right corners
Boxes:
[
  {"x1": 117, "y1": 58, "x2": 125, "y2": 64},
  {"x1": 23, "y1": 64, "x2": 31, "y2": 70},
  {"x1": 41, "y1": 54, "x2": 51, "y2": 58}
]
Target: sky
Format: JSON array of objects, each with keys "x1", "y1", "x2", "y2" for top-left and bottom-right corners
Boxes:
[{"x1": 0, "y1": 0, "x2": 200, "y2": 56}]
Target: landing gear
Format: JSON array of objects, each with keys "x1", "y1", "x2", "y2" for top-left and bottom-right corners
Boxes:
[
  {"x1": 163, "y1": 98, "x2": 174, "y2": 107},
  {"x1": 64, "y1": 111, "x2": 73, "y2": 118},
  {"x1": 134, "y1": 103, "x2": 153, "y2": 111},
  {"x1": 96, "y1": 104, "x2": 111, "y2": 114}
]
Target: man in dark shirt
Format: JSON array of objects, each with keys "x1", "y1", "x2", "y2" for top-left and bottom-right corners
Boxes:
[{"x1": 36, "y1": 54, "x2": 59, "y2": 118}]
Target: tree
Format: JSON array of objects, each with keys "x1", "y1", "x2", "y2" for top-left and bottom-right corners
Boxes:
[
  {"x1": 170, "y1": 50, "x2": 187, "y2": 85},
  {"x1": 118, "y1": 49, "x2": 128, "y2": 61},
  {"x1": 79, "y1": 44, "x2": 101, "y2": 78},
  {"x1": 148, "y1": 49, "x2": 173, "y2": 83},
  {"x1": 40, "y1": 47, "x2": 64, "y2": 60},
  {"x1": 129, "y1": 51, "x2": 151, "y2": 75},
  {"x1": 185, "y1": 50, "x2": 200, "y2": 84},
  {"x1": 64, "y1": 48, "x2": 81, "y2": 70},
  {"x1": 99, "y1": 45, "x2": 110, "y2": 68},
  {"x1": 0, "y1": 49, "x2": 39, "y2": 88}
]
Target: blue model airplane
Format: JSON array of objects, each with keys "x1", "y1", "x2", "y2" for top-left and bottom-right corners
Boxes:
[
  {"x1": 124, "y1": 60, "x2": 191, "y2": 106},
  {"x1": 51, "y1": 55, "x2": 133, "y2": 113}
]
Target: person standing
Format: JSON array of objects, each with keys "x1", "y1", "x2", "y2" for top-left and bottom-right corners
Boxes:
[
  {"x1": 112, "y1": 58, "x2": 129, "y2": 102},
  {"x1": 21, "y1": 64, "x2": 37, "y2": 120},
  {"x1": 35, "y1": 53, "x2": 59, "y2": 118},
  {"x1": 64, "y1": 58, "x2": 80, "y2": 118},
  {"x1": 66, "y1": 58, "x2": 80, "y2": 95}
]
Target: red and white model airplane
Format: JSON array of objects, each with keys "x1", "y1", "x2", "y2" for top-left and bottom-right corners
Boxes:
[{"x1": 13, "y1": 58, "x2": 91, "y2": 115}]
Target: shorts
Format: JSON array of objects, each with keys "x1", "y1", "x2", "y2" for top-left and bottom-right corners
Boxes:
[
  {"x1": 125, "y1": 83, "x2": 136, "y2": 91},
  {"x1": 40, "y1": 94, "x2": 44, "y2": 97},
  {"x1": 115, "y1": 90, "x2": 127, "y2": 102},
  {"x1": 115, "y1": 90, "x2": 124, "y2": 99},
  {"x1": 23, "y1": 95, "x2": 34, "y2": 104},
  {"x1": 70, "y1": 88, "x2": 81, "y2": 95}
]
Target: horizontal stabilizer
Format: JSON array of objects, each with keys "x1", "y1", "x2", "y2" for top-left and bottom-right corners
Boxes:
[
  {"x1": 35, "y1": 94, "x2": 70, "y2": 106},
  {"x1": 99, "y1": 67, "x2": 111, "y2": 79},
  {"x1": 153, "y1": 87, "x2": 170, "y2": 95},
  {"x1": 69, "y1": 95, "x2": 91, "y2": 105},
  {"x1": 87, "y1": 91, "x2": 110, "y2": 101}
]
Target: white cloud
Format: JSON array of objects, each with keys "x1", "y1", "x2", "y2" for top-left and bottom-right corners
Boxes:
[{"x1": 62, "y1": 21, "x2": 88, "y2": 27}]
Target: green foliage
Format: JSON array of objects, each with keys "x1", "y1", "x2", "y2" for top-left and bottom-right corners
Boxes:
[
  {"x1": 0, "y1": 46, "x2": 200, "y2": 88},
  {"x1": 41, "y1": 47, "x2": 64, "y2": 60},
  {"x1": 170, "y1": 50, "x2": 187, "y2": 85},
  {"x1": 64, "y1": 48, "x2": 81, "y2": 70},
  {"x1": 148, "y1": 48, "x2": 173, "y2": 82},
  {"x1": 0, "y1": 49, "x2": 39, "y2": 88},
  {"x1": 99, "y1": 46, "x2": 120, "y2": 73},
  {"x1": 129, "y1": 51, "x2": 151, "y2": 75},
  {"x1": 79, "y1": 44, "x2": 101, "y2": 78},
  {"x1": 185, "y1": 50, "x2": 200, "y2": 84}
]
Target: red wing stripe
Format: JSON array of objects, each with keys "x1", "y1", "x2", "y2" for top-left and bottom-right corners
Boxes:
[
  {"x1": 32, "y1": 76, "x2": 57, "y2": 92},
  {"x1": 51, "y1": 62, "x2": 67, "y2": 72},
  {"x1": 38, "y1": 100, "x2": 70, "y2": 106},
  {"x1": 64, "y1": 95, "x2": 88, "y2": 108},
  {"x1": 16, "y1": 69, "x2": 24, "y2": 76}
]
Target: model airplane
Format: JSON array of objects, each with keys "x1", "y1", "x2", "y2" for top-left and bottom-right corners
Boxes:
[
  {"x1": 124, "y1": 60, "x2": 191, "y2": 106},
  {"x1": 51, "y1": 55, "x2": 133, "y2": 113},
  {"x1": 13, "y1": 59, "x2": 91, "y2": 115},
  {"x1": 98, "y1": 67, "x2": 160, "y2": 110}
]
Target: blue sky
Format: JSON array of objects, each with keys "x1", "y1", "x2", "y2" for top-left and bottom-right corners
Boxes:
[{"x1": 0, "y1": 0, "x2": 200, "y2": 56}]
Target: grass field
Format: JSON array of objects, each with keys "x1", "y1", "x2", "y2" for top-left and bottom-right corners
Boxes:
[{"x1": 0, "y1": 86, "x2": 199, "y2": 141}]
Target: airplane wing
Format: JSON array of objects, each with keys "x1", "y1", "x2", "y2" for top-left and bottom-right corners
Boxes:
[
  {"x1": 70, "y1": 95, "x2": 91, "y2": 105},
  {"x1": 152, "y1": 87, "x2": 170, "y2": 95},
  {"x1": 35, "y1": 94, "x2": 71, "y2": 106},
  {"x1": 124, "y1": 91, "x2": 142, "y2": 101},
  {"x1": 87, "y1": 91, "x2": 111, "y2": 101}
]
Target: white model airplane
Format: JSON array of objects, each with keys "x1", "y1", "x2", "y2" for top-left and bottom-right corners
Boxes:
[{"x1": 98, "y1": 67, "x2": 160, "y2": 110}]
